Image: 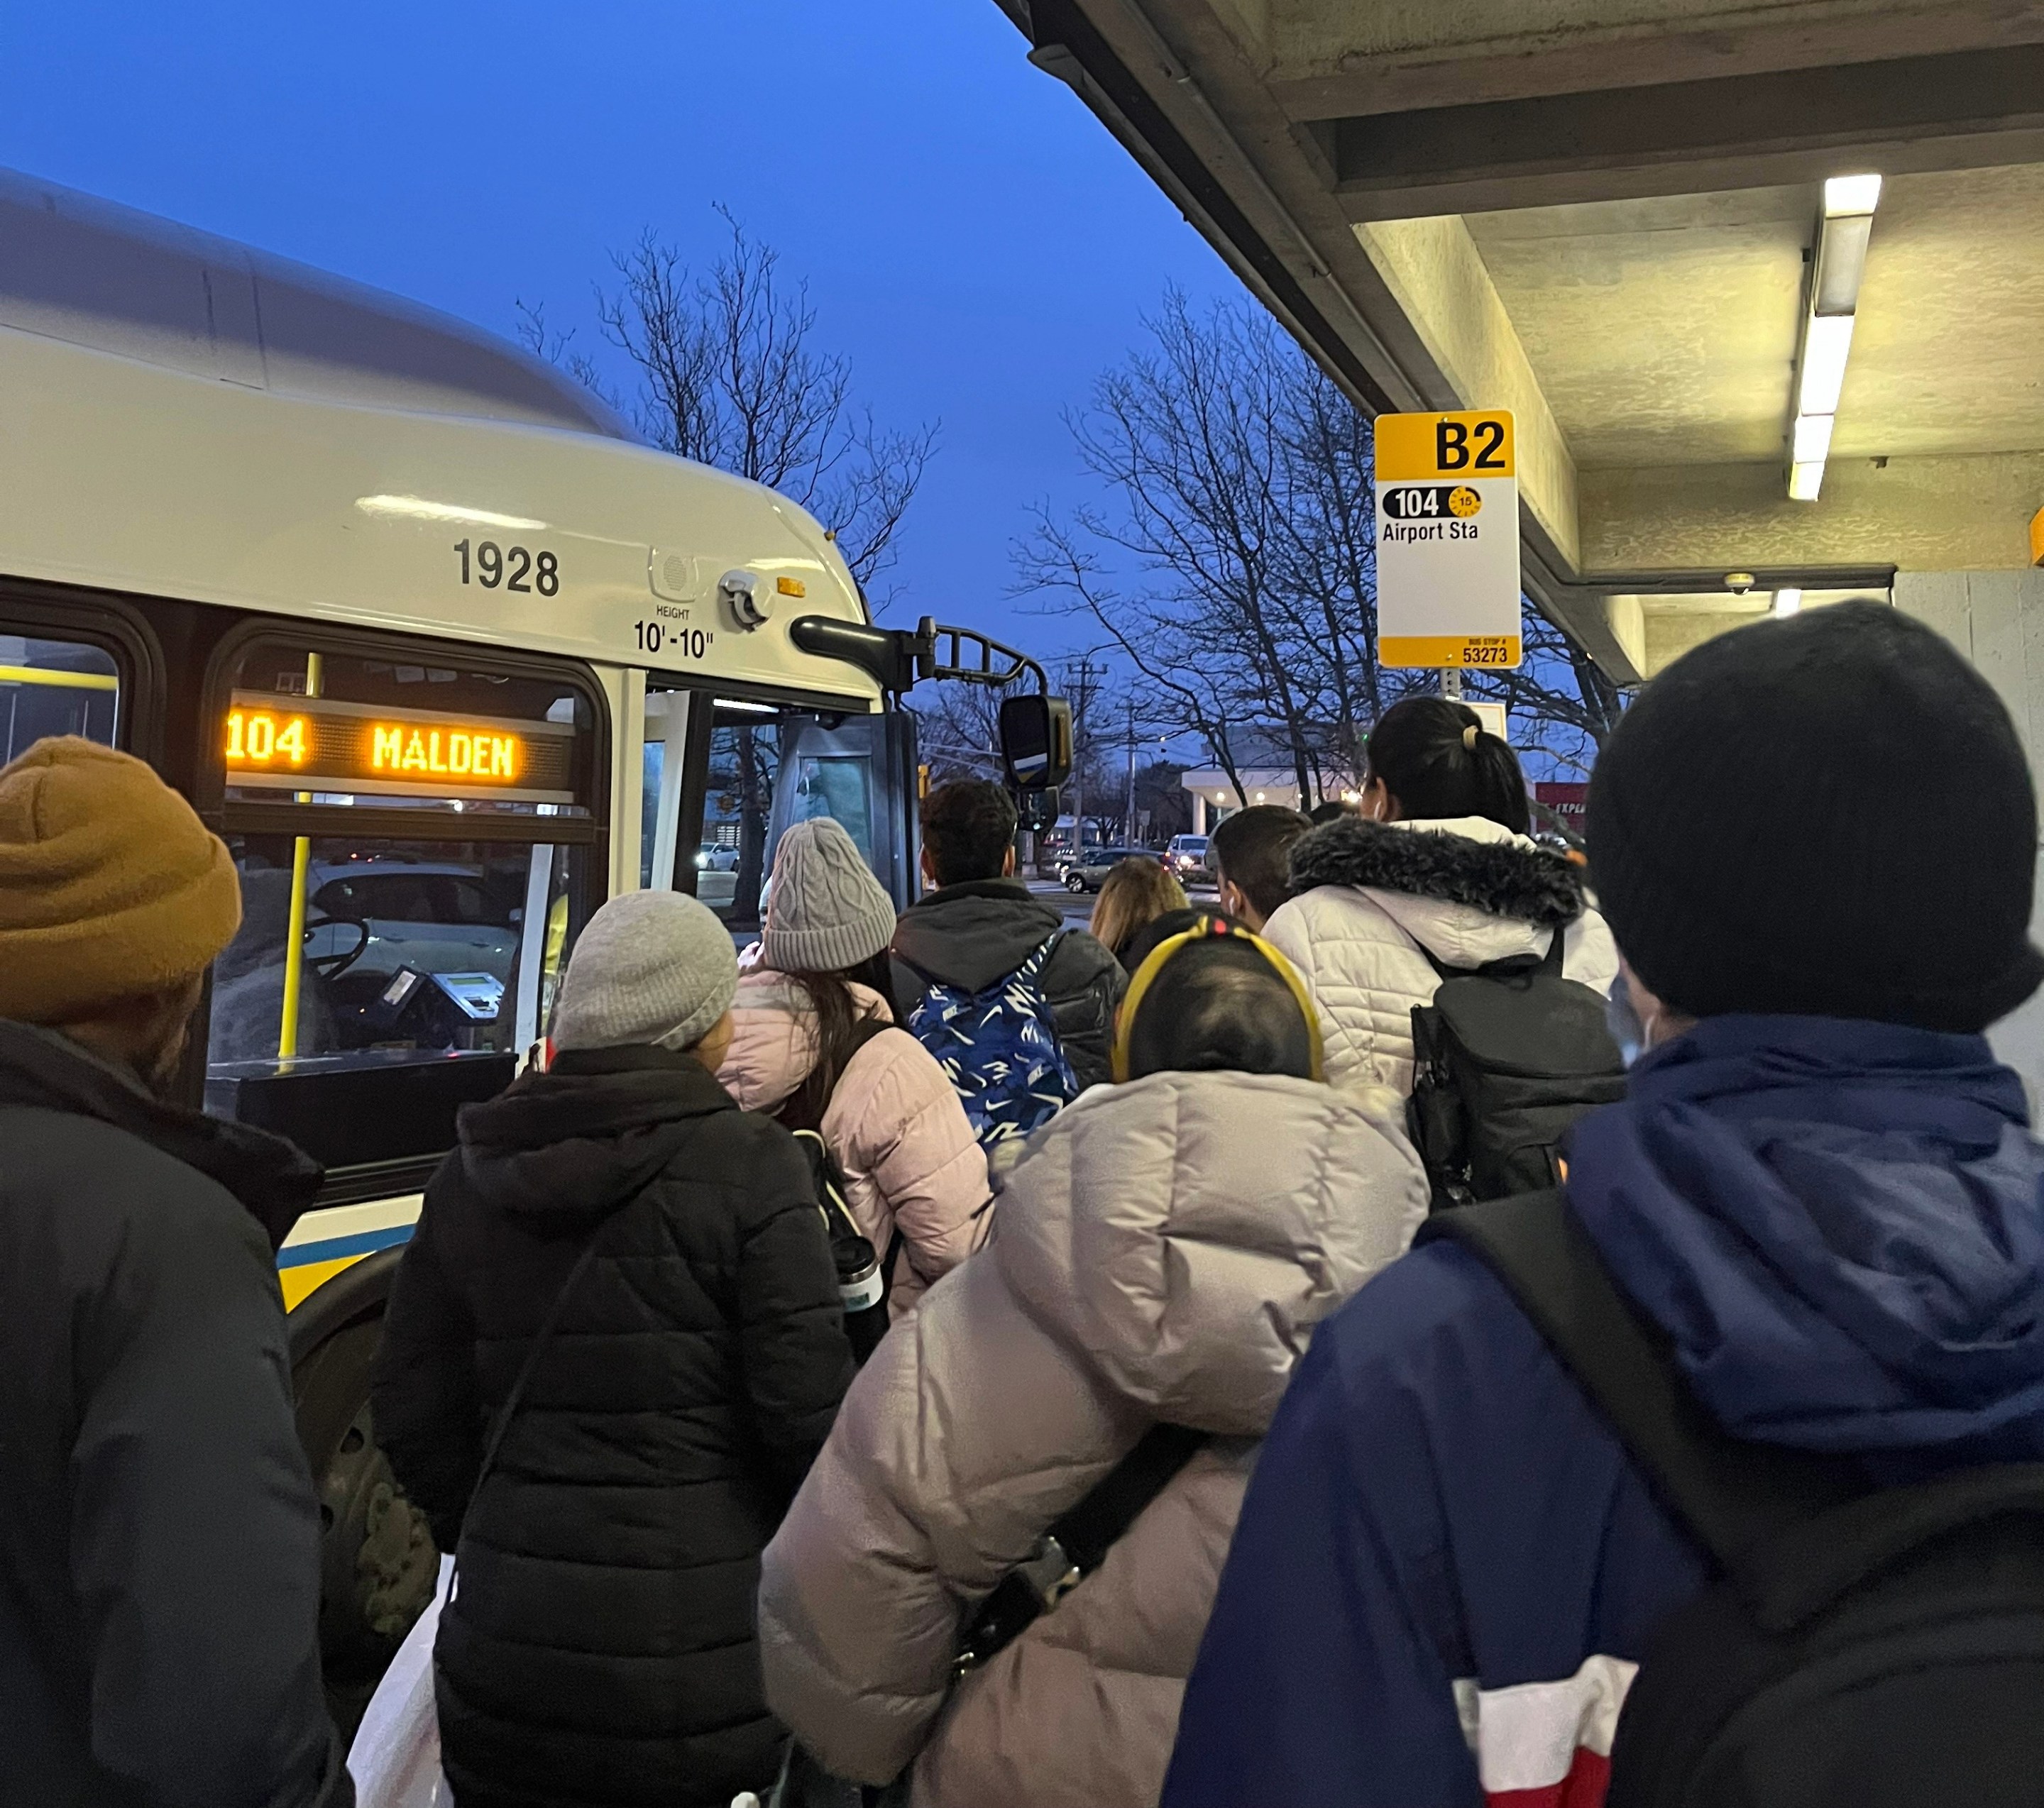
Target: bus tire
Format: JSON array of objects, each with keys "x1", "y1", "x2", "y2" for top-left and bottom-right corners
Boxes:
[{"x1": 290, "y1": 1252, "x2": 439, "y2": 1742}]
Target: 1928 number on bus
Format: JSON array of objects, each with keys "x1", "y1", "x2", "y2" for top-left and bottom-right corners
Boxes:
[{"x1": 454, "y1": 539, "x2": 559, "y2": 595}]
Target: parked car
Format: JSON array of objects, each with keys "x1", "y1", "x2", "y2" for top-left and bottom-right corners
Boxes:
[
  {"x1": 1165, "y1": 833, "x2": 1213, "y2": 881},
  {"x1": 1063, "y1": 846, "x2": 1145, "y2": 893}
]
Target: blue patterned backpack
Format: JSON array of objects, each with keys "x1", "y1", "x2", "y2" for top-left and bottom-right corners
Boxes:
[{"x1": 903, "y1": 933, "x2": 1079, "y2": 1148}]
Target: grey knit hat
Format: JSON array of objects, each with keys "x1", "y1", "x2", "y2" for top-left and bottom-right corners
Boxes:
[
  {"x1": 551, "y1": 889, "x2": 738, "y2": 1052},
  {"x1": 759, "y1": 816, "x2": 898, "y2": 974}
]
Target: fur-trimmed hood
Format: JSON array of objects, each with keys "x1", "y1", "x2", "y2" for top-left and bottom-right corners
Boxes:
[{"x1": 1287, "y1": 814, "x2": 1585, "y2": 929}]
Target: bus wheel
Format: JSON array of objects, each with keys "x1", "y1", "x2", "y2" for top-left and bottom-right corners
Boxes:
[{"x1": 294, "y1": 1313, "x2": 439, "y2": 1741}]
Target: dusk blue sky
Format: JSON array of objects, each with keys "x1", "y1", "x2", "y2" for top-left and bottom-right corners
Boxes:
[{"x1": 0, "y1": 0, "x2": 1241, "y2": 661}]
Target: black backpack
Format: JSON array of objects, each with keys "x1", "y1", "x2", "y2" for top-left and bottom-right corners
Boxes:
[
  {"x1": 1424, "y1": 1190, "x2": 2044, "y2": 1808},
  {"x1": 1406, "y1": 929, "x2": 1626, "y2": 1208},
  {"x1": 775, "y1": 1019, "x2": 902, "y2": 1365}
]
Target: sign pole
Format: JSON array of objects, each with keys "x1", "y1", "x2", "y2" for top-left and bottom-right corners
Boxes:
[{"x1": 1441, "y1": 668, "x2": 1463, "y2": 703}]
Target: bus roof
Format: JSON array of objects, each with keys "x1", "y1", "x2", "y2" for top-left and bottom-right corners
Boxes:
[
  {"x1": 0, "y1": 165, "x2": 632, "y2": 439},
  {"x1": 0, "y1": 171, "x2": 881, "y2": 705}
]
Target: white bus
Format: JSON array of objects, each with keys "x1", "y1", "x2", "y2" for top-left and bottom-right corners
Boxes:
[{"x1": 0, "y1": 166, "x2": 1062, "y2": 1716}]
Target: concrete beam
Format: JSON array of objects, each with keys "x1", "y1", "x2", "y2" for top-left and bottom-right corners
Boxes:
[
  {"x1": 1349, "y1": 216, "x2": 1580, "y2": 568},
  {"x1": 1579, "y1": 451, "x2": 2044, "y2": 573},
  {"x1": 1319, "y1": 43, "x2": 2044, "y2": 220},
  {"x1": 1268, "y1": 1, "x2": 2044, "y2": 122}
]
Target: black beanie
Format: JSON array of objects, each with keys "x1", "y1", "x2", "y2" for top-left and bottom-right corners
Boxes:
[{"x1": 1586, "y1": 600, "x2": 2043, "y2": 1033}]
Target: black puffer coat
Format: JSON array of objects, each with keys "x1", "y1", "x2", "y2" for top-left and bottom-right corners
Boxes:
[
  {"x1": 0, "y1": 1018, "x2": 344, "y2": 1808},
  {"x1": 370, "y1": 1046, "x2": 854, "y2": 1808}
]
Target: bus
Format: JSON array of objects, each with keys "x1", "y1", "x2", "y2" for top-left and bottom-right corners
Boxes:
[{"x1": 0, "y1": 165, "x2": 1064, "y2": 1719}]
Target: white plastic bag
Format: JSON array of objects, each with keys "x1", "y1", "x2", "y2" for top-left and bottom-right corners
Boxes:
[{"x1": 348, "y1": 1555, "x2": 454, "y2": 1808}]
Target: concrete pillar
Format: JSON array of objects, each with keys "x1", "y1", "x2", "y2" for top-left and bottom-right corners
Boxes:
[{"x1": 1896, "y1": 569, "x2": 2044, "y2": 1104}]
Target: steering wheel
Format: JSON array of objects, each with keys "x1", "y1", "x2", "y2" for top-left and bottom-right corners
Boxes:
[{"x1": 304, "y1": 915, "x2": 371, "y2": 981}]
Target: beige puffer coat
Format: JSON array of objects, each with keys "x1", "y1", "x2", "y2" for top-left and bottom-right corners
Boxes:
[
  {"x1": 757, "y1": 1068, "x2": 1430, "y2": 1807},
  {"x1": 717, "y1": 971, "x2": 990, "y2": 1318}
]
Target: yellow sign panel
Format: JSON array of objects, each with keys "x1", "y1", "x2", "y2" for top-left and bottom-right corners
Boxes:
[
  {"x1": 1375, "y1": 410, "x2": 1515, "y2": 483},
  {"x1": 1375, "y1": 409, "x2": 1521, "y2": 669},
  {"x1": 1378, "y1": 635, "x2": 1520, "y2": 668}
]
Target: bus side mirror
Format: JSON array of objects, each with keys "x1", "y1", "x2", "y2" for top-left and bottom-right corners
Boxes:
[
  {"x1": 999, "y1": 695, "x2": 1072, "y2": 790},
  {"x1": 1014, "y1": 786, "x2": 1060, "y2": 835}
]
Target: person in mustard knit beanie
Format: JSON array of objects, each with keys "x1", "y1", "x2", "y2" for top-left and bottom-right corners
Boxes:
[{"x1": 0, "y1": 736, "x2": 350, "y2": 1808}]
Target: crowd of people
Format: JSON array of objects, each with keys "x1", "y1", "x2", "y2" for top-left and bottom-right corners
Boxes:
[{"x1": 8, "y1": 600, "x2": 2044, "y2": 1808}]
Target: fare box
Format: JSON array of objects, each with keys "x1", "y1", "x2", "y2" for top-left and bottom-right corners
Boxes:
[{"x1": 1375, "y1": 410, "x2": 1522, "y2": 670}]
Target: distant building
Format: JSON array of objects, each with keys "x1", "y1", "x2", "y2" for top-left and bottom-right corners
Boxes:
[{"x1": 1177, "y1": 730, "x2": 1358, "y2": 832}]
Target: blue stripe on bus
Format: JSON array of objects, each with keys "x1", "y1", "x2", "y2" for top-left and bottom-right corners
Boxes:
[{"x1": 276, "y1": 1223, "x2": 417, "y2": 1269}]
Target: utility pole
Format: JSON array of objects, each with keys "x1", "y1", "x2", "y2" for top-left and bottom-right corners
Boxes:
[
  {"x1": 1062, "y1": 657, "x2": 1106, "y2": 846},
  {"x1": 1123, "y1": 700, "x2": 1138, "y2": 845}
]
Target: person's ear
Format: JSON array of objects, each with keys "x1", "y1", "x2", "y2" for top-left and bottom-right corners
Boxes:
[
  {"x1": 1620, "y1": 959, "x2": 1693, "y2": 1052},
  {"x1": 1002, "y1": 844, "x2": 1018, "y2": 877},
  {"x1": 1361, "y1": 776, "x2": 1399, "y2": 823},
  {"x1": 920, "y1": 844, "x2": 938, "y2": 883}
]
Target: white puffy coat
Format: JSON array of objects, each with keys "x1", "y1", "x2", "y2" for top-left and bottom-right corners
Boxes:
[{"x1": 1262, "y1": 815, "x2": 1621, "y2": 1094}]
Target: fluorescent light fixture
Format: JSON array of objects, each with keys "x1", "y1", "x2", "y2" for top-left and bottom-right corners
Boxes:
[
  {"x1": 1788, "y1": 175, "x2": 1879, "y2": 501},
  {"x1": 1774, "y1": 589, "x2": 1803, "y2": 617},
  {"x1": 1814, "y1": 215, "x2": 1874, "y2": 314},
  {"x1": 715, "y1": 698, "x2": 776, "y2": 715},
  {"x1": 1792, "y1": 414, "x2": 1835, "y2": 464},
  {"x1": 356, "y1": 495, "x2": 546, "y2": 531},
  {"x1": 1798, "y1": 316, "x2": 1856, "y2": 414}
]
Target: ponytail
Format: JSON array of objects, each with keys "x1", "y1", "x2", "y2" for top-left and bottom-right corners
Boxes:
[{"x1": 1363, "y1": 695, "x2": 1530, "y2": 834}]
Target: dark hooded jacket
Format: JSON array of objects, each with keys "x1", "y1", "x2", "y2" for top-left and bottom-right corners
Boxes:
[
  {"x1": 1166, "y1": 1015, "x2": 2044, "y2": 1808},
  {"x1": 891, "y1": 878, "x2": 1126, "y2": 1090},
  {"x1": 0, "y1": 1018, "x2": 345, "y2": 1808},
  {"x1": 370, "y1": 1045, "x2": 852, "y2": 1808}
]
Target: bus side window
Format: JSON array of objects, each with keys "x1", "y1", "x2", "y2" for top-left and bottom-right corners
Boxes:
[
  {"x1": 199, "y1": 634, "x2": 601, "y2": 1187},
  {"x1": 1, "y1": 633, "x2": 120, "y2": 761}
]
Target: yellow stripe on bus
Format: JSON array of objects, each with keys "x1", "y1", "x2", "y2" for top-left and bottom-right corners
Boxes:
[{"x1": 280, "y1": 1252, "x2": 364, "y2": 1311}]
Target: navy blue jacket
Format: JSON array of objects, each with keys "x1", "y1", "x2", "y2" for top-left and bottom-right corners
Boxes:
[{"x1": 1163, "y1": 1016, "x2": 2044, "y2": 1807}]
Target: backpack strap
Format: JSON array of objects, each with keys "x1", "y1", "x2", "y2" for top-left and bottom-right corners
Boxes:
[
  {"x1": 449, "y1": 1230, "x2": 605, "y2": 1599},
  {"x1": 774, "y1": 1015, "x2": 894, "y2": 1135},
  {"x1": 1418, "y1": 1190, "x2": 1859, "y2": 1574},
  {"x1": 953, "y1": 1423, "x2": 1207, "y2": 1675},
  {"x1": 1016, "y1": 930, "x2": 1065, "y2": 987}
]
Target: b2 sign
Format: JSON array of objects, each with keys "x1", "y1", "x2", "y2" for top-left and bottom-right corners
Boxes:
[{"x1": 1375, "y1": 410, "x2": 1521, "y2": 669}]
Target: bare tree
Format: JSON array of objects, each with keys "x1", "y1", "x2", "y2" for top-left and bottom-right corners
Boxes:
[
  {"x1": 1016, "y1": 289, "x2": 1620, "y2": 796},
  {"x1": 519, "y1": 214, "x2": 935, "y2": 597},
  {"x1": 904, "y1": 679, "x2": 1010, "y2": 786}
]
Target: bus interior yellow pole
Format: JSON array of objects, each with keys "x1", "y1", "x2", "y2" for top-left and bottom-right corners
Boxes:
[{"x1": 277, "y1": 651, "x2": 322, "y2": 1062}]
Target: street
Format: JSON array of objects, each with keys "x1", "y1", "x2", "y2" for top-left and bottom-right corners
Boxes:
[{"x1": 1024, "y1": 874, "x2": 1221, "y2": 926}]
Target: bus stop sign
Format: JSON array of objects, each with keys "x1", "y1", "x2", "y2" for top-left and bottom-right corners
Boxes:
[{"x1": 1375, "y1": 410, "x2": 1521, "y2": 670}]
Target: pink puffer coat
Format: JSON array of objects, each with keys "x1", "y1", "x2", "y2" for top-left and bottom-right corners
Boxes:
[
  {"x1": 757, "y1": 1067, "x2": 1430, "y2": 1807},
  {"x1": 716, "y1": 971, "x2": 990, "y2": 1317}
]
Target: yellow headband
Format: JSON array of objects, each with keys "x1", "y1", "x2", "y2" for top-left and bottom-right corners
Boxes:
[{"x1": 1111, "y1": 913, "x2": 1324, "y2": 1083}]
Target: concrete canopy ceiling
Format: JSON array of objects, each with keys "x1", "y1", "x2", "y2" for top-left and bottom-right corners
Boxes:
[
  {"x1": 995, "y1": 0, "x2": 2044, "y2": 679},
  {"x1": 1465, "y1": 166, "x2": 2044, "y2": 475}
]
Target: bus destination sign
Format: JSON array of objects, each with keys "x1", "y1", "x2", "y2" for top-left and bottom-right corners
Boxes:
[{"x1": 222, "y1": 692, "x2": 576, "y2": 804}]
